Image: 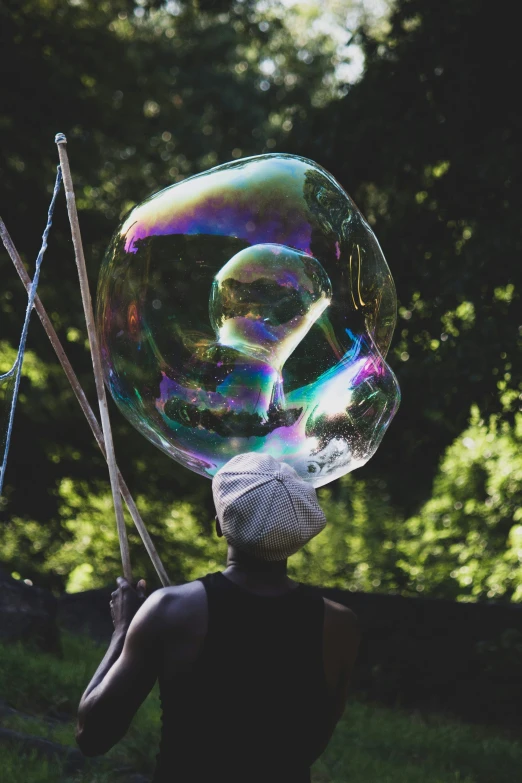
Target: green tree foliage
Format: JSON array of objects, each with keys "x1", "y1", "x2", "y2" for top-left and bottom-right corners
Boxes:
[
  {"x1": 0, "y1": 0, "x2": 338, "y2": 588},
  {"x1": 1, "y1": 0, "x2": 520, "y2": 599},
  {"x1": 45, "y1": 479, "x2": 226, "y2": 591},
  {"x1": 401, "y1": 408, "x2": 522, "y2": 602},
  {"x1": 289, "y1": 475, "x2": 406, "y2": 593},
  {"x1": 292, "y1": 0, "x2": 522, "y2": 513},
  {"x1": 288, "y1": 405, "x2": 522, "y2": 602}
]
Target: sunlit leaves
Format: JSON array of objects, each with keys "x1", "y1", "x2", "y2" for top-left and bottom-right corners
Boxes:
[{"x1": 401, "y1": 407, "x2": 522, "y2": 601}]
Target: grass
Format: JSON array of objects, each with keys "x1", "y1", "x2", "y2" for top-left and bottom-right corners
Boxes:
[
  {"x1": 0, "y1": 632, "x2": 160, "y2": 775},
  {"x1": 0, "y1": 633, "x2": 521, "y2": 783},
  {"x1": 313, "y1": 701, "x2": 521, "y2": 783},
  {"x1": 0, "y1": 746, "x2": 65, "y2": 783}
]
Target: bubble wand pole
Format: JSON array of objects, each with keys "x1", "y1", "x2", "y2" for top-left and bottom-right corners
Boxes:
[
  {"x1": 0, "y1": 217, "x2": 170, "y2": 587},
  {"x1": 55, "y1": 133, "x2": 132, "y2": 583}
]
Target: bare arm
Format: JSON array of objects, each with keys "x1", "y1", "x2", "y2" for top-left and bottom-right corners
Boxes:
[
  {"x1": 76, "y1": 580, "x2": 166, "y2": 756},
  {"x1": 311, "y1": 601, "x2": 361, "y2": 762},
  {"x1": 330, "y1": 606, "x2": 360, "y2": 724}
]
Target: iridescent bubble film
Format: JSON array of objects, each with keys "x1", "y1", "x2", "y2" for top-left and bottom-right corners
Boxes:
[{"x1": 97, "y1": 154, "x2": 400, "y2": 487}]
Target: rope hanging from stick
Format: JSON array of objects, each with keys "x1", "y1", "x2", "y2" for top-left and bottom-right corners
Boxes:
[
  {"x1": 0, "y1": 167, "x2": 63, "y2": 496},
  {"x1": 1, "y1": 136, "x2": 171, "y2": 586},
  {"x1": 0, "y1": 217, "x2": 170, "y2": 586}
]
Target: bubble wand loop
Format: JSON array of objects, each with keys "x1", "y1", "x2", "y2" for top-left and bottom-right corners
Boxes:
[
  {"x1": 55, "y1": 133, "x2": 132, "y2": 584},
  {"x1": 0, "y1": 217, "x2": 170, "y2": 586}
]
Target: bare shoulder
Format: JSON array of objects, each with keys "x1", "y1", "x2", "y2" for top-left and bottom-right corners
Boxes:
[
  {"x1": 136, "y1": 580, "x2": 207, "y2": 636},
  {"x1": 147, "y1": 580, "x2": 206, "y2": 616},
  {"x1": 323, "y1": 598, "x2": 360, "y2": 639},
  {"x1": 324, "y1": 597, "x2": 359, "y2": 623},
  {"x1": 321, "y1": 598, "x2": 360, "y2": 692}
]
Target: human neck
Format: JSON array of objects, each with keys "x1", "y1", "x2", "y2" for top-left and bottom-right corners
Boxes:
[{"x1": 224, "y1": 547, "x2": 292, "y2": 588}]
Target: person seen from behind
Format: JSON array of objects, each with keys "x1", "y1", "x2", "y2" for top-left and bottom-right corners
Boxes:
[{"x1": 76, "y1": 452, "x2": 361, "y2": 782}]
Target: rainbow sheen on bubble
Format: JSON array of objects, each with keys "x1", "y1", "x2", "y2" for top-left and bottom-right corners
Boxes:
[{"x1": 97, "y1": 154, "x2": 400, "y2": 487}]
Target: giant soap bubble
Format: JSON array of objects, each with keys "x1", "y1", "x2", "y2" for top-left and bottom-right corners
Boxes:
[{"x1": 97, "y1": 154, "x2": 400, "y2": 487}]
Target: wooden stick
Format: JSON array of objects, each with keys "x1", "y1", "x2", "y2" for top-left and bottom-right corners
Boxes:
[
  {"x1": 0, "y1": 219, "x2": 171, "y2": 586},
  {"x1": 55, "y1": 133, "x2": 132, "y2": 582}
]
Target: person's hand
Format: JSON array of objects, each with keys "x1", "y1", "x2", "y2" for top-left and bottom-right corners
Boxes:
[{"x1": 110, "y1": 577, "x2": 147, "y2": 636}]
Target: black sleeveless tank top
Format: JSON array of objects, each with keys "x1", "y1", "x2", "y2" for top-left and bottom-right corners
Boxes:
[{"x1": 153, "y1": 571, "x2": 330, "y2": 783}]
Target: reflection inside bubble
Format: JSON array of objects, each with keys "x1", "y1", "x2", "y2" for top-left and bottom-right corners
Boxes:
[{"x1": 97, "y1": 154, "x2": 400, "y2": 486}]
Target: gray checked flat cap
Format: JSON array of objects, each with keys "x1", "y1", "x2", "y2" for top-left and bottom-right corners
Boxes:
[{"x1": 212, "y1": 452, "x2": 327, "y2": 561}]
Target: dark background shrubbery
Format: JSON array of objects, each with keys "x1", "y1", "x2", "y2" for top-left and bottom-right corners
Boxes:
[{"x1": 0, "y1": 0, "x2": 521, "y2": 601}]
